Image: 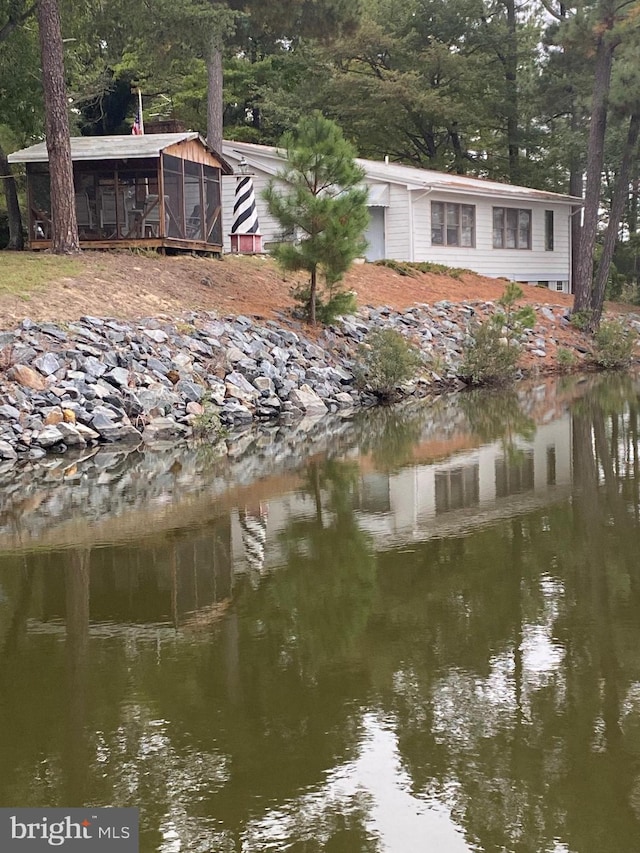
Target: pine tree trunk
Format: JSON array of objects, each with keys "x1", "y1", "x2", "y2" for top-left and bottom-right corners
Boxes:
[
  {"x1": 505, "y1": 0, "x2": 519, "y2": 183},
  {"x1": 589, "y1": 112, "x2": 640, "y2": 329},
  {"x1": 207, "y1": 37, "x2": 224, "y2": 154},
  {"x1": 309, "y1": 268, "x2": 317, "y2": 325},
  {"x1": 573, "y1": 33, "x2": 614, "y2": 313},
  {"x1": 0, "y1": 143, "x2": 24, "y2": 250},
  {"x1": 37, "y1": 0, "x2": 79, "y2": 254}
]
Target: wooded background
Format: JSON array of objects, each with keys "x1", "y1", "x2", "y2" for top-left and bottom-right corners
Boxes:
[{"x1": 2, "y1": 0, "x2": 640, "y2": 308}]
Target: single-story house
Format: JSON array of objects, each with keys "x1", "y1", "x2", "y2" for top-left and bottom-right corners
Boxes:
[
  {"x1": 8, "y1": 132, "x2": 232, "y2": 253},
  {"x1": 221, "y1": 140, "x2": 582, "y2": 294}
]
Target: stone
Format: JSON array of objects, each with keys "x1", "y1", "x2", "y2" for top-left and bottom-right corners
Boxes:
[
  {"x1": 33, "y1": 353, "x2": 61, "y2": 376},
  {"x1": 176, "y1": 379, "x2": 203, "y2": 402},
  {"x1": 288, "y1": 384, "x2": 328, "y2": 415},
  {"x1": 83, "y1": 356, "x2": 108, "y2": 378},
  {"x1": 142, "y1": 417, "x2": 191, "y2": 442},
  {"x1": 143, "y1": 329, "x2": 169, "y2": 344},
  {"x1": 36, "y1": 425, "x2": 65, "y2": 448},
  {"x1": 105, "y1": 366, "x2": 131, "y2": 388},
  {"x1": 8, "y1": 364, "x2": 47, "y2": 391},
  {"x1": 0, "y1": 404, "x2": 21, "y2": 420},
  {"x1": 55, "y1": 422, "x2": 86, "y2": 447},
  {"x1": 43, "y1": 408, "x2": 64, "y2": 426},
  {"x1": 0, "y1": 440, "x2": 17, "y2": 460}
]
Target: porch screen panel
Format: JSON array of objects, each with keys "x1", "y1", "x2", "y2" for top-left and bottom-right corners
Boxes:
[
  {"x1": 184, "y1": 160, "x2": 203, "y2": 240},
  {"x1": 204, "y1": 165, "x2": 222, "y2": 246},
  {"x1": 162, "y1": 154, "x2": 184, "y2": 238}
]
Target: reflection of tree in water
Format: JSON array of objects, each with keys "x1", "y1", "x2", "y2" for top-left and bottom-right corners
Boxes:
[
  {"x1": 367, "y1": 375, "x2": 640, "y2": 853},
  {"x1": 5, "y1": 378, "x2": 640, "y2": 850},
  {"x1": 460, "y1": 387, "x2": 536, "y2": 465},
  {"x1": 356, "y1": 408, "x2": 425, "y2": 472}
]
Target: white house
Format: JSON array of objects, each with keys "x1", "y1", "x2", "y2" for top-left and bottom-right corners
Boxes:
[{"x1": 221, "y1": 140, "x2": 582, "y2": 295}]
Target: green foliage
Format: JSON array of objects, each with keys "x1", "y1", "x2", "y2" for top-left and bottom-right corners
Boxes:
[
  {"x1": 192, "y1": 392, "x2": 227, "y2": 439},
  {"x1": 570, "y1": 310, "x2": 593, "y2": 331},
  {"x1": 460, "y1": 283, "x2": 535, "y2": 386},
  {"x1": 592, "y1": 320, "x2": 637, "y2": 370},
  {"x1": 354, "y1": 328, "x2": 422, "y2": 402},
  {"x1": 290, "y1": 282, "x2": 356, "y2": 324},
  {"x1": 557, "y1": 347, "x2": 578, "y2": 372},
  {"x1": 373, "y1": 259, "x2": 473, "y2": 280},
  {"x1": 495, "y1": 283, "x2": 536, "y2": 343},
  {"x1": 263, "y1": 111, "x2": 369, "y2": 324},
  {"x1": 460, "y1": 320, "x2": 521, "y2": 386}
]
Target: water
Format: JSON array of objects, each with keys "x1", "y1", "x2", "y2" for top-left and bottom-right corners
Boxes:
[{"x1": 1, "y1": 374, "x2": 640, "y2": 852}]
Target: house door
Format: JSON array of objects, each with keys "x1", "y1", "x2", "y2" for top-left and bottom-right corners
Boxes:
[{"x1": 364, "y1": 207, "x2": 385, "y2": 261}]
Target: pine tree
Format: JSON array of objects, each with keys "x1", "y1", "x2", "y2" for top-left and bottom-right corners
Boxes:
[
  {"x1": 263, "y1": 112, "x2": 369, "y2": 325},
  {"x1": 37, "y1": 0, "x2": 79, "y2": 253}
]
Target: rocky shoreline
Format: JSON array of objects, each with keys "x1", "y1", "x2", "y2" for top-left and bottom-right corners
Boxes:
[{"x1": 0, "y1": 299, "x2": 637, "y2": 465}]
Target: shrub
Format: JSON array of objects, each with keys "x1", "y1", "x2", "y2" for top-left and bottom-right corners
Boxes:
[
  {"x1": 355, "y1": 329, "x2": 423, "y2": 402},
  {"x1": 593, "y1": 319, "x2": 637, "y2": 369},
  {"x1": 570, "y1": 309, "x2": 592, "y2": 331},
  {"x1": 459, "y1": 320, "x2": 521, "y2": 386},
  {"x1": 556, "y1": 347, "x2": 577, "y2": 372},
  {"x1": 192, "y1": 393, "x2": 227, "y2": 439},
  {"x1": 459, "y1": 283, "x2": 534, "y2": 386}
]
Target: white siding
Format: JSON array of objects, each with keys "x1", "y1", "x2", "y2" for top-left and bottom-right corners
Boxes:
[
  {"x1": 414, "y1": 192, "x2": 572, "y2": 288},
  {"x1": 382, "y1": 184, "x2": 411, "y2": 260},
  {"x1": 219, "y1": 145, "x2": 575, "y2": 290}
]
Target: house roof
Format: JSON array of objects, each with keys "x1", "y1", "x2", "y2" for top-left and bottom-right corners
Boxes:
[
  {"x1": 8, "y1": 132, "x2": 232, "y2": 172},
  {"x1": 222, "y1": 140, "x2": 583, "y2": 206}
]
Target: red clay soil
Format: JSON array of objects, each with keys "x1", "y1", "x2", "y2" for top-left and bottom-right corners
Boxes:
[{"x1": 0, "y1": 252, "x2": 634, "y2": 369}]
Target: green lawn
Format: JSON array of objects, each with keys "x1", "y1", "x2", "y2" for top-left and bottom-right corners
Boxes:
[{"x1": 0, "y1": 253, "x2": 83, "y2": 299}]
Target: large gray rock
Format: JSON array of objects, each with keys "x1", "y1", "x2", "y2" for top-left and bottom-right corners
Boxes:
[
  {"x1": 33, "y1": 353, "x2": 61, "y2": 376},
  {"x1": 142, "y1": 417, "x2": 191, "y2": 442},
  {"x1": 288, "y1": 384, "x2": 328, "y2": 415}
]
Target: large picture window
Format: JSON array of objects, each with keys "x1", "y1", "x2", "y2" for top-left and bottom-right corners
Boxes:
[
  {"x1": 493, "y1": 207, "x2": 531, "y2": 249},
  {"x1": 431, "y1": 202, "x2": 475, "y2": 247}
]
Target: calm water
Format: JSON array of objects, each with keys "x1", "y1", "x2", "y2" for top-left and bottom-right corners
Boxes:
[{"x1": 1, "y1": 375, "x2": 640, "y2": 852}]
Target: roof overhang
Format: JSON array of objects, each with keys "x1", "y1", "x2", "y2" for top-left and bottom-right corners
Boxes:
[{"x1": 8, "y1": 132, "x2": 233, "y2": 173}]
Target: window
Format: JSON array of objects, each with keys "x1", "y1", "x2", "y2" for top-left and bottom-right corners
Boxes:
[
  {"x1": 545, "y1": 210, "x2": 554, "y2": 251},
  {"x1": 555, "y1": 281, "x2": 564, "y2": 292},
  {"x1": 432, "y1": 202, "x2": 475, "y2": 247},
  {"x1": 493, "y1": 207, "x2": 531, "y2": 249}
]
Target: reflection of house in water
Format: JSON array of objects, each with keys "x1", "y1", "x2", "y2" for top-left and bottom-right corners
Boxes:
[
  {"x1": 354, "y1": 415, "x2": 572, "y2": 547},
  {"x1": 246, "y1": 414, "x2": 574, "y2": 569},
  {"x1": 31, "y1": 516, "x2": 233, "y2": 635}
]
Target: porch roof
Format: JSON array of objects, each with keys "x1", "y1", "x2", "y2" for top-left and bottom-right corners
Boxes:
[{"x1": 8, "y1": 132, "x2": 231, "y2": 170}]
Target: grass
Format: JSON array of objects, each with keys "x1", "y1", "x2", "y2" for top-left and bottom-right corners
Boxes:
[
  {"x1": 374, "y1": 258, "x2": 474, "y2": 280},
  {"x1": 0, "y1": 253, "x2": 83, "y2": 299}
]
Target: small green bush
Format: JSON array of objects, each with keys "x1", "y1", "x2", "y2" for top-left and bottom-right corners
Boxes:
[
  {"x1": 556, "y1": 347, "x2": 577, "y2": 372},
  {"x1": 570, "y1": 309, "x2": 592, "y2": 331},
  {"x1": 192, "y1": 393, "x2": 227, "y2": 439},
  {"x1": 460, "y1": 321, "x2": 521, "y2": 386},
  {"x1": 593, "y1": 319, "x2": 637, "y2": 369},
  {"x1": 355, "y1": 329, "x2": 423, "y2": 402},
  {"x1": 459, "y1": 283, "x2": 534, "y2": 386}
]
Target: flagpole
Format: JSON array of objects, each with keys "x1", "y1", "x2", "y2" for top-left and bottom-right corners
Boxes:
[{"x1": 137, "y1": 88, "x2": 144, "y2": 135}]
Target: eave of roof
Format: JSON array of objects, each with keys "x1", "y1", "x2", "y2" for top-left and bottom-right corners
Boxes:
[
  {"x1": 222, "y1": 140, "x2": 583, "y2": 205},
  {"x1": 8, "y1": 132, "x2": 233, "y2": 173}
]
